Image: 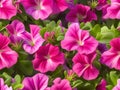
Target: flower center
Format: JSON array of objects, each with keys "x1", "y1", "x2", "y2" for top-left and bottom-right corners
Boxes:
[
  {"x1": 34, "y1": 0, "x2": 42, "y2": 10},
  {"x1": 77, "y1": 14, "x2": 85, "y2": 21},
  {"x1": 44, "y1": 55, "x2": 50, "y2": 60},
  {"x1": 0, "y1": 2, "x2": 3, "y2": 7},
  {"x1": 0, "y1": 0, "x2": 5, "y2": 8},
  {"x1": 77, "y1": 40, "x2": 84, "y2": 46}
]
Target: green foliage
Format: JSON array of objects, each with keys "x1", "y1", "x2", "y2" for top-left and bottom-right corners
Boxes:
[{"x1": 0, "y1": 73, "x2": 23, "y2": 90}]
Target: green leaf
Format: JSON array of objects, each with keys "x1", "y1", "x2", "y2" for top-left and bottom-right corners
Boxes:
[
  {"x1": 110, "y1": 71, "x2": 118, "y2": 85},
  {"x1": 90, "y1": 24, "x2": 101, "y2": 37},
  {"x1": 72, "y1": 80, "x2": 83, "y2": 88},
  {"x1": 12, "y1": 84, "x2": 23, "y2": 90},
  {"x1": 106, "y1": 85, "x2": 113, "y2": 90},
  {"x1": 14, "y1": 75, "x2": 21, "y2": 84},
  {"x1": 57, "y1": 36, "x2": 64, "y2": 41},
  {"x1": 14, "y1": 60, "x2": 33, "y2": 75},
  {"x1": 99, "y1": 26, "x2": 114, "y2": 43}
]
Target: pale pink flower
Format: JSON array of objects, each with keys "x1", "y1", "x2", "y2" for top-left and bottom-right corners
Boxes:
[
  {"x1": 22, "y1": 73, "x2": 49, "y2": 90},
  {"x1": 21, "y1": 25, "x2": 44, "y2": 54},
  {"x1": 20, "y1": 0, "x2": 53, "y2": 20},
  {"x1": 61, "y1": 23, "x2": 98, "y2": 54},
  {"x1": 49, "y1": 78, "x2": 72, "y2": 90},
  {"x1": 0, "y1": 34, "x2": 18, "y2": 69},
  {"x1": 52, "y1": 0, "x2": 68, "y2": 14},
  {"x1": 66, "y1": 4, "x2": 97, "y2": 22},
  {"x1": 101, "y1": 38, "x2": 120, "y2": 70},
  {"x1": 32, "y1": 44, "x2": 65, "y2": 73},
  {"x1": 112, "y1": 79, "x2": 120, "y2": 90},
  {"x1": 96, "y1": 79, "x2": 107, "y2": 90},
  {"x1": 0, "y1": 78, "x2": 12, "y2": 90},
  {"x1": 0, "y1": 0, "x2": 17, "y2": 20},
  {"x1": 72, "y1": 52, "x2": 99, "y2": 80},
  {"x1": 103, "y1": 0, "x2": 120, "y2": 19}
]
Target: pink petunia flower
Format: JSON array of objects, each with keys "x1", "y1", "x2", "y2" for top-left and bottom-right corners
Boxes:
[
  {"x1": 48, "y1": 78, "x2": 72, "y2": 90},
  {"x1": 66, "y1": 4, "x2": 97, "y2": 22},
  {"x1": 22, "y1": 73, "x2": 49, "y2": 90},
  {"x1": 72, "y1": 52, "x2": 99, "y2": 80},
  {"x1": 103, "y1": 0, "x2": 120, "y2": 19},
  {"x1": 97, "y1": 0, "x2": 107, "y2": 10},
  {"x1": 101, "y1": 38, "x2": 120, "y2": 70},
  {"x1": 21, "y1": 24, "x2": 44, "y2": 54},
  {"x1": 6, "y1": 19, "x2": 25, "y2": 44},
  {"x1": 112, "y1": 79, "x2": 120, "y2": 90},
  {"x1": 20, "y1": 0, "x2": 53, "y2": 20},
  {"x1": 61, "y1": 23, "x2": 98, "y2": 54},
  {"x1": 32, "y1": 44, "x2": 65, "y2": 73},
  {"x1": 0, "y1": 34, "x2": 18, "y2": 69},
  {"x1": 96, "y1": 79, "x2": 107, "y2": 90},
  {"x1": 0, "y1": 0, "x2": 17, "y2": 20},
  {"x1": 0, "y1": 78, "x2": 12, "y2": 90},
  {"x1": 52, "y1": 0, "x2": 68, "y2": 14}
]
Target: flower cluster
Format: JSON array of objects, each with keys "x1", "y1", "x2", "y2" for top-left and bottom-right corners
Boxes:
[{"x1": 0, "y1": 0, "x2": 120, "y2": 90}]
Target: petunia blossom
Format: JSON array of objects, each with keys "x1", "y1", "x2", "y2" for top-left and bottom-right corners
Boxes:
[
  {"x1": 0, "y1": 78, "x2": 12, "y2": 90},
  {"x1": 0, "y1": 0, "x2": 17, "y2": 20},
  {"x1": 61, "y1": 23, "x2": 98, "y2": 54},
  {"x1": 96, "y1": 79, "x2": 107, "y2": 90},
  {"x1": 66, "y1": 4, "x2": 97, "y2": 22},
  {"x1": 22, "y1": 73, "x2": 49, "y2": 90},
  {"x1": 103, "y1": 0, "x2": 120, "y2": 19},
  {"x1": 20, "y1": 0, "x2": 53, "y2": 20},
  {"x1": 6, "y1": 19, "x2": 25, "y2": 44},
  {"x1": 0, "y1": 34, "x2": 18, "y2": 70},
  {"x1": 97, "y1": 0, "x2": 107, "y2": 10},
  {"x1": 48, "y1": 78, "x2": 72, "y2": 90},
  {"x1": 101, "y1": 38, "x2": 120, "y2": 70},
  {"x1": 72, "y1": 52, "x2": 99, "y2": 80},
  {"x1": 32, "y1": 44, "x2": 65, "y2": 73},
  {"x1": 112, "y1": 79, "x2": 120, "y2": 90},
  {"x1": 21, "y1": 24, "x2": 44, "y2": 54},
  {"x1": 52, "y1": 0, "x2": 68, "y2": 14},
  {"x1": 97, "y1": 0, "x2": 110, "y2": 19}
]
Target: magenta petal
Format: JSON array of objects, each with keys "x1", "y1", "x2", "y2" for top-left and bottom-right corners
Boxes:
[
  {"x1": 82, "y1": 66, "x2": 99, "y2": 80},
  {"x1": 0, "y1": 0, "x2": 17, "y2": 20},
  {"x1": 110, "y1": 38, "x2": 120, "y2": 51},
  {"x1": 96, "y1": 79, "x2": 107, "y2": 90},
  {"x1": 0, "y1": 34, "x2": 10, "y2": 49},
  {"x1": 0, "y1": 48, "x2": 18, "y2": 69},
  {"x1": 78, "y1": 36, "x2": 98, "y2": 54},
  {"x1": 52, "y1": 0, "x2": 68, "y2": 14},
  {"x1": 6, "y1": 20, "x2": 25, "y2": 35},
  {"x1": 101, "y1": 49, "x2": 120, "y2": 70},
  {"x1": 22, "y1": 73, "x2": 49, "y2": 90},
  {"x1": 73, "y1": 63, "x2": 87, "y2": 77},
  {"x1": 51, "y1": 78, "x2": 72, "y2": 90}
]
